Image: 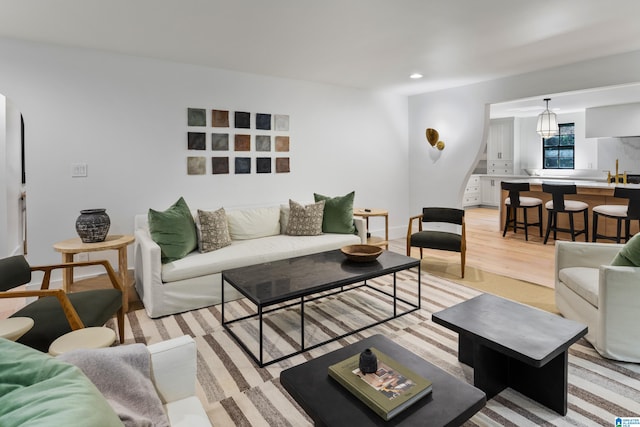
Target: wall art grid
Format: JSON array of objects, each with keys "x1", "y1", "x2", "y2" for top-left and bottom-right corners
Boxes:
[{"x1": 186, "y1": 108, "x2": 290, "y2": 175}]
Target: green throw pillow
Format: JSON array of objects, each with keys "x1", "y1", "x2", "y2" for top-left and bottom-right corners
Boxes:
[
  {"x1": 314, "y1": 191, "x2": 356, "y2": 234},
  {"x1": 611, "y1": 233, "x2": 640, "y2": 267},
  {"x1": 148, "y1": 197, "x2": 197, "y2": 263},
  {"x1": 0, "y1": 338, "x2": 122, "y2": 427}
]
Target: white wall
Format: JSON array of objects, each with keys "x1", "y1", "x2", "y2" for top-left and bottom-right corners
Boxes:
[
  {"x1": 597, "y1": 137, "x2": 640, "y2": 175},
  {"x1": 407, "y1": 50, "x2": 640, "y2": 214},
  {"x1": 0, "y1": 37, "x2": 409, "y2": 272},
  {"x1": 0, "y1": 94, "x2": 5, "y2": 254}
]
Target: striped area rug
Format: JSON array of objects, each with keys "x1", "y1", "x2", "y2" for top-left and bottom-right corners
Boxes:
[{"x1": 114, "y1": 269, "x2": 640, "y2": 426}]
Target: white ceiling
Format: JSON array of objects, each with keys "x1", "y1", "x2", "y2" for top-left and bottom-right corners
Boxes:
[
  {"x1": 1, "y1": 0, "x2": 640, "y2": 99},
  {"x1": 491, "y1": 83, "x2": 640, "y2": 118}
]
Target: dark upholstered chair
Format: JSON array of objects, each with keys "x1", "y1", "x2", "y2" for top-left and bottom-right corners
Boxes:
[
  {"x1": 501, "y1": 181, "x2": 543, "y2": 241},
  {"x1": 592, "y1": 187, "x2": 640, "y2": 243},
  {"x1": 406, "y1": 207, "x2": 466, "y2": 278},
  {"x1": 542, "y1": 183, "x2": 589, "y2": 244},
  {"x1": 0, "y1": 255, "x2": 124, "y2": 352}
]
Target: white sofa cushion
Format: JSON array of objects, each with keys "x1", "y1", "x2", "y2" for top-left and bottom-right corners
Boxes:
[
  {"x1": 165, "y1": 397, "x2": 211, "y2": 427},
  {"x1": 558, "y1": 267, "x2": 599, "y2": 308},
  {"x1": 161, "y1": 232, "x2": 360, "y2": 283},
  {"x1": 226, "y1": 207, "x2": 280, "y2": 240}
]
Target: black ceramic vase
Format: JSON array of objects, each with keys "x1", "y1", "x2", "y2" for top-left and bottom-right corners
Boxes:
[
  {"x1": 76, "y1": 209, "x2": 110, "y2": 243},
  {"x1": 359, "y1": 348, "x2": 378, "y2": 374}
]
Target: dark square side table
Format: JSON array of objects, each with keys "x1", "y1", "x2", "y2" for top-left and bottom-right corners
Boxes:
[{"x1": 432, "y1": 293, "x2": 587, "y2": 415}]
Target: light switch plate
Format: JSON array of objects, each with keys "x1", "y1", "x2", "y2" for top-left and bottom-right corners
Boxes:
[{"x1": 72, "y1": 163, "x2": 88, "y2": 177}]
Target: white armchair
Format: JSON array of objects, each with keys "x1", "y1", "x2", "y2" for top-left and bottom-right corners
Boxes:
[
  {"x1": 149, "y1": 335, "x2": 211, "y2": 427},
  {"x1": 555, "y1": 241, "x2": 640, "y2": 362}
]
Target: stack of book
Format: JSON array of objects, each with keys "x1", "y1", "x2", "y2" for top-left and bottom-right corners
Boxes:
[{"x1": 328, "y1": 348, "x2": 432, "y2": 421}]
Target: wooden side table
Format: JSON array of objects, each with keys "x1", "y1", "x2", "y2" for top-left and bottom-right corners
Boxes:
[
  {"x1": 53, "y1": 234, "x2": 135, "y2": 312},
  {"x1": 353, "y1": 208, "x2": 389, "y2": 249}
]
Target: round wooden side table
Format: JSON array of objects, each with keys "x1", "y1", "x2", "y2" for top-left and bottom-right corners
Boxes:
[
  {"x1": 353, "y1": 208, "x2": 389, "y2": 249},
  {"x1": 53, "y1": 234, "x2": 135, "y2": 312},
  {"x1": 48, "y1": 327, "x2": 116, "y2": 356}
]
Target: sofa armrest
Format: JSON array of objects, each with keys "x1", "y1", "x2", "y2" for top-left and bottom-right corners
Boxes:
[
  {"x1": 134, "y1": 228, "x2": 164, "y2": 316},
  {"x1": 555, "y1": 241, "x2": 622, "y2": 283},
  {"x1": 148, "y1": 335, "x2": 197, "y2": 404},
  {"x1": 353, "y1": 217, "x2": 367, "y2": 244},
  {"x1": 597, "y1": 265, "x2": 640, "y2": 360}
]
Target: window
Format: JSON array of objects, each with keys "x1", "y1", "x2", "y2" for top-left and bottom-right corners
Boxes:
[{"x1": 543, "y1": 123, "x2": 574, "y2": 169}]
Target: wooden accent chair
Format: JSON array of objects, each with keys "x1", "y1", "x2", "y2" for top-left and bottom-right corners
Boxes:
[
  {"x1": 501, "y1": 181, "x2": 543, "y2": 241},
  {"x1": 542, "y1": 183, "x2": 589, "y2": 244},
  {"x1": 592, "y1": 187, "x2": 640, "y2": 243},
  {"x1": 407, "y1": 207, "x2": 466, "y2": 278},
  {"x1": 0, "y1": 255, "x2": 124, "y2": 352}
]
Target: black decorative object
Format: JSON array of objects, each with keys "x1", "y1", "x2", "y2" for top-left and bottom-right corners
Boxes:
[
  {"x1": 359, "y1": 348, "x2": 378, "y2": 374},
  {"x1": 76, "y1": 209, "x2": 110, "y2": 243}
]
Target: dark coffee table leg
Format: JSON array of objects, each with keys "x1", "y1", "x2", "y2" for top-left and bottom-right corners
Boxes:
[
  {"x1": 509, "y1": 351, "x2": 568, "y2": 415},
  {"x1": 463, "y1": 338, "x2": 569, "y2": 415},
  {"x1": 473, "y1": 343, "x2": 509, "y2": 400},
  {"x1": 458, "y1": 333, "x2": 475, "y2": 367}
]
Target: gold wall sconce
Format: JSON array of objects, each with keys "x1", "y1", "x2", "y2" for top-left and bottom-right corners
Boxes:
[{"x1": 425, "y1": 128, "x2": 445, "y2": 150}]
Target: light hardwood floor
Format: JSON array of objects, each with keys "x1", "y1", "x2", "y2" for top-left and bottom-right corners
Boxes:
[{"x1": 392, "y1": 207, "x2": 557, "y2": 288}]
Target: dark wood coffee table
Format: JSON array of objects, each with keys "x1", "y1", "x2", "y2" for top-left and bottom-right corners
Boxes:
[
  {"x1": 432, "y1": 293, "x2": 587, "y2": 415},
  {"x1": 280, "y1": 334, "x2": 486, "y2": 426},
  {"x1": 222, "y1": 250, "x2": 420, "y2": 367}
]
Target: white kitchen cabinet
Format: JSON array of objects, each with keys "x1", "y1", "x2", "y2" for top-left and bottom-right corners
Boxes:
[
  {"x1": 463, "y1": 174, "x2": 481, "y2": 207},
  {"x1": 487, "y1": 160, "x2": 513, "y2": 175},
  {"x1": 480, "y1": 177, "x2": 502, "y2": 207},
  {"x1": 487, "y1": 118, "x2": 514, "y2": 174},
  {"x1": 586, "y1": 102, "x2": 640, "y2": 138}
]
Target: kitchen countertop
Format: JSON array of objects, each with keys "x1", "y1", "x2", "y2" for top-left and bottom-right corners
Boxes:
[{"x1": 503, "y1": 178, "x2": 640, "y2": 189}]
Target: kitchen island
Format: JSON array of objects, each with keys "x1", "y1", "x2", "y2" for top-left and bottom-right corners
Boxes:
[{"x1": 499, "y1": 179, "x2": 640, "y2": 240}]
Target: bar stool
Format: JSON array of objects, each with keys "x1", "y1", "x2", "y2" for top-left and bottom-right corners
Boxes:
[
  {"x1": 501, "y1": 182, "x2": 543, "y2": 241},
  {"x1": 542, "y1": 183, "x2": 589, "y2": 244},
  {"x1": 592, "y1": 187, "x2": 640, "y2": 243}
]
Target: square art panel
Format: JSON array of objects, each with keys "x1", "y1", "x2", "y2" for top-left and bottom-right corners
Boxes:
[
  {"x1": 275, "y1": 136, "x2": 290, "y2": 152},
  {"x1": 274, "y1": 114, "x2": 290, "y2": 131},
  {"x1": 256, "y1": 135, "x2": 271, "y2": 151},
  {"x1": 187, "y1": 156, "x2": 206, "y2": 175},
  {"x1": 212, "y1": 110, "x2": 229, "y2": 127},
  {"x1": 212, "y1": 133, "x2": 229, "y2": 150},
  {"x1": 212, "y1": 157, "x2": 229, "y2": 174},
  {"x1": 235, "y1": 157, "x2": 251, "y2": 174},
  {"x1": 256, "y1": 157, "x2": 271, "y2": 173},
  {"x1": 234, "y1": 134, "x2": 251, "y2": 151},
  {"x1": 235, "y1": 111, "x2": 250, "y2": 129},
  {"x1": 256, "y1": 113, "x2": 271, "y2": 130},
  {"x1": 188, "y1": 132, "x2": 206, "y2": 150},
  {"x1": 188, "y1": 108, "x2": 206, "y2": 126},
  {"x1": 276, "y1": 157, "x2": 290, "y2": 173}
]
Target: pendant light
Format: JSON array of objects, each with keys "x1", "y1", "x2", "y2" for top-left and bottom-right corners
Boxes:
[{"x1": 536, "y1": 98, "x2": 559, "y2": 138}]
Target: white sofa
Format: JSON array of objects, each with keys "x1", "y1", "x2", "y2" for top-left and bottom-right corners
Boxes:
[
  {"x1": 555, "y1": 241, "x2": 640, "y2": 362},
  {"x1": 149, "y1": 335, "x2": 210, "y2": 426},
  {"x1": 134, "y1": 205, "x2": 366, "y2": 318}
]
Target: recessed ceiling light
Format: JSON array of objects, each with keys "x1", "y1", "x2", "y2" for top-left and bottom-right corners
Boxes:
[{"x1": 410, "y1": 73, "x2": 423, "y2": 79}]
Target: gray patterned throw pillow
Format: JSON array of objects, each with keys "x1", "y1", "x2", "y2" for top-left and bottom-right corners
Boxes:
[
  {"x1": 286, "y1": 200, "x2": 325, "y2": 236},
  {"x1": 197, "y1": 208, "x2": 232, "y2": 252}
]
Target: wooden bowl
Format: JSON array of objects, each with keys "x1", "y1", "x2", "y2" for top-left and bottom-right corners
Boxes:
[{"x1": 341, "y1": 244, "x2": 383, "y2": 262}]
